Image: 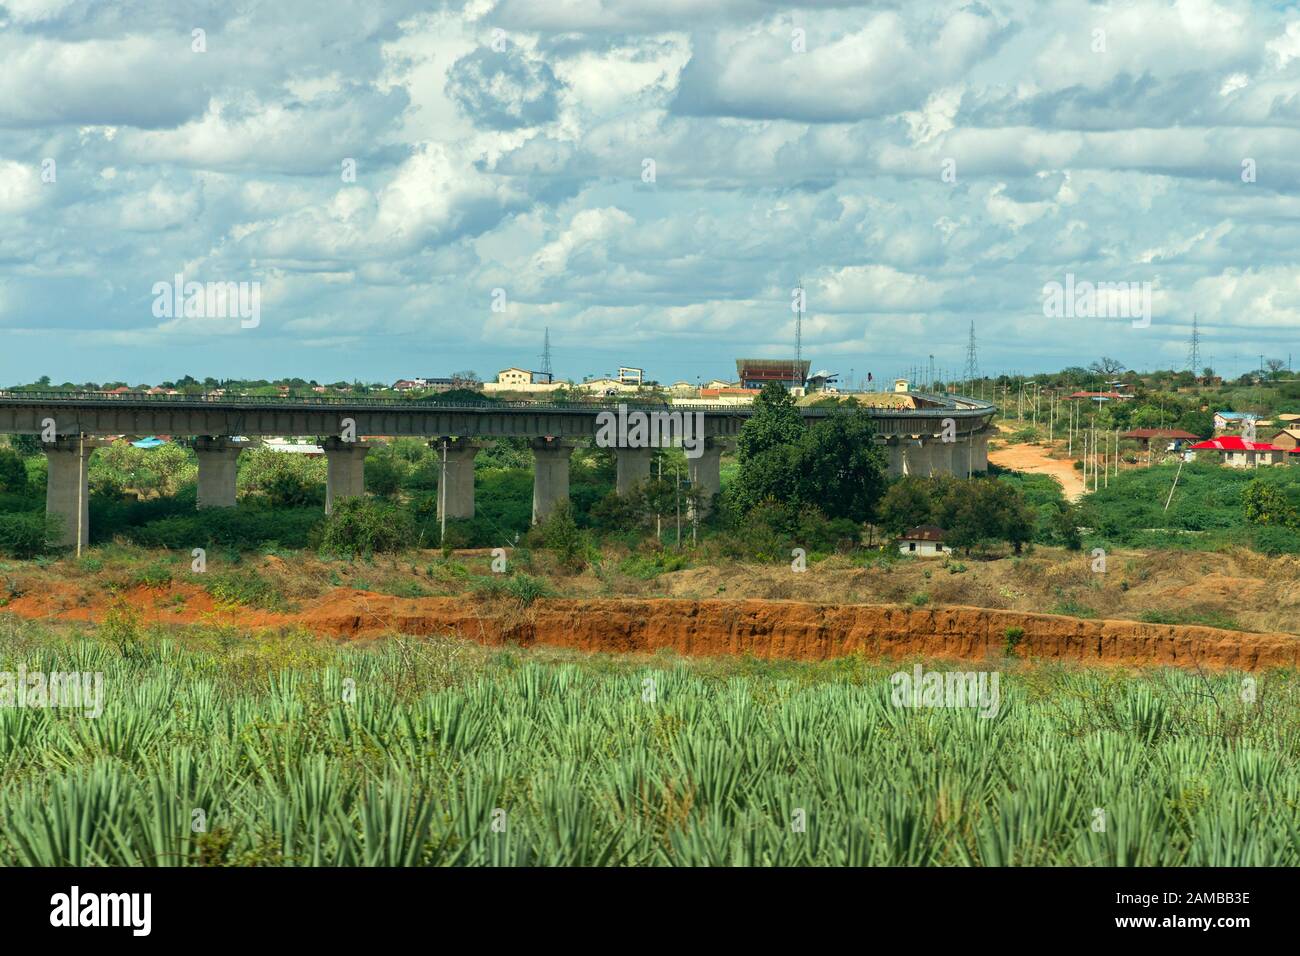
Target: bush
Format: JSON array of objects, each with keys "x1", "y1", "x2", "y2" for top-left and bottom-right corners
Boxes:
[
  {"x1": 124, "y1": 506, "x2": 322, "y2": 550},
  {"x1": 320, "y1": 498, "x2": 414, "y2": 556},
  {"x1": 529, "y1": 502, "x2": 589, "y2": 571},
  {"x1": 0, "y1": 511, "x2": 57, "y2": 558},
  {"x1": 364, "y1": 452, "x2": 404, "y2": 498},
  {"x1": 238, "y1": 448, "x2": 326, "y2": 507},
  {"x1": 1252, "y1": 525, "x2": 1300, "y2": 556},
  {"x1": 0, "y1": 448, "x2": 27, "y2": 494}
]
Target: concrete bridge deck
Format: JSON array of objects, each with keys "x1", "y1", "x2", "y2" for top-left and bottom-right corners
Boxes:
[{"x1": 0, "y1": 391, "x2": 995, "y2": 548}]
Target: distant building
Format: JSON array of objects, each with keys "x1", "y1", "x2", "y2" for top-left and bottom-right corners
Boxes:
[
  {"x1": 805, "y1": 369, "x2": 839, "y2": 392},
  {"x1": 898, "y1": 525, "x2": 952, "y2": 558},
  {"x1": 894, "y1": 378, "x2": 910, "y2": 393},
  {"x1": 262, "y1": 438, "x2": 324, "y2": 456},
  {"x1": 394, "y1": 377, "x2": 456, "y2": 392},
  {"x1": 1066, "y1": 391, "x2": 1133, "y2": 402},
  {"x1": 736, "y1": 358, "x2": 810, "y2": 390},
  {"x1": 496, "y1": 368, "x2": 534, "y2": 388},
  {"x1": 704, "y1": 379, "x2": 735, "y2": 390},
  {"x1": 1271, "y1": 427, "x2": 1300, "y2": 451},
  {"x1": 1214, "y1": 411, "x2": 1257, "y2": 432},
  {"x1": 1120, "y1": 428, "x2": 1201, "y2": 450},
  {"x1": 574, "y1": 377, "x2": 629, "y2": 395}
]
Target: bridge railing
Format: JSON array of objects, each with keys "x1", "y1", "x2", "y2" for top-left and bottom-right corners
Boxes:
[{"x1": 0, "y1": 389, "x2": 996, "y2": 418}]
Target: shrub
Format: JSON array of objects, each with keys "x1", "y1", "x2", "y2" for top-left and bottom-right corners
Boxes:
[
  {"x1": 205, "y1": 569, "x2": 286, "y2": 611},
  {"x1": 320, "y1": 498, "x2": 414, "y2": 556},
  {"x1": 364, "y1": 452, "x2": 404, "y2": 499},
  {"x1": 124, "y1": 506, "x2": 321, "y2": 550},
  {"x1": 529, "y1": 502, "x2": 589, "y2": 571},
  {"x1": 238, "y1": 448, "x2": 326, "y2": 507},
  {"x1": 0, "y1": 448, "x2": 27, "y2": 494},
  {"x1": 0, "y1": 511, "x2": 57, "y2": 558}
]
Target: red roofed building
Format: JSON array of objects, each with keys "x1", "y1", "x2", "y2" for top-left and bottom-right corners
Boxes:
[{"x1": 1189, "y1": 436, "x2": 1297, "y2": 468}]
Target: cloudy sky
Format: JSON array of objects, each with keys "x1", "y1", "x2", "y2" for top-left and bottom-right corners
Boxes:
[{"x1": 2, "y1": 0, "x2": 1298, "y2": 388}]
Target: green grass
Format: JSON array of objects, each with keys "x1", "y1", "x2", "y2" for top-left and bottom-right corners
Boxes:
[{"x1": 1, "y1": 617, "x2": 1296, "y2": 865}]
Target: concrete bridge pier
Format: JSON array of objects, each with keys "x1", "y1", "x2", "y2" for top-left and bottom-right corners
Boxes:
[
  {"x1": 432, "y1": 438, "x2": 481, "y2": 521},
  {"x1": 614, "y1": 446, "x2": 654, "y2": 495},
  {"x1": 688, "y1": 437, "x2": 729, "y2": 514},
  {"x1": 531, "y1": 437, "x2": 575, "y2": 523},
  {"x1": 930, "y1": 439, "x2": 954, "y2": 477},
  {"x1": 192, "y1": 437, "x2": 248, "y2": 508},
  {"x1": 44, "y1": 436, "x2": 104, "y2": 549},
  {"x1": 322, "y1": 438, "x2": 372, "y2": 514},
  {"x1": 972, "y1": 430, "x2": 990, "y2": 472},
  {"x1": 902, "y1": 439, "x2": 927, "y2": 476}
]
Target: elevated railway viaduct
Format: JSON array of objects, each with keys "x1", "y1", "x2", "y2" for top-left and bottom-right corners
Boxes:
[{"x1": 0, "y1": 391, "x2": 994, "y2": 547}]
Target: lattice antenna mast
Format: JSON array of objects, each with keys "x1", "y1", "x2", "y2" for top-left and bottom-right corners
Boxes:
[
  {"x1": 540, "y1": 327, "x2": 553, "y2": 380},
  {"x1": 1186, "y1": 313, "x2": 1201, "y2": 374},
  {"x1": 962, "y1": 320, "x2": 979, "y2": 394},
  {"x1": 794, "y1": 278, "x2": 804, "y2": 390}
]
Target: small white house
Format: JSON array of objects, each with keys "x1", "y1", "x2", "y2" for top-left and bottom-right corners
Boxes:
[{"x1": 898, "y1": 525, "x2": 952, "y2": 557}]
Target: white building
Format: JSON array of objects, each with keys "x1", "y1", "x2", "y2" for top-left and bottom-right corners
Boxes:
[{"x1": 898, "y1": 525, "x2": 952, "y2": 557}]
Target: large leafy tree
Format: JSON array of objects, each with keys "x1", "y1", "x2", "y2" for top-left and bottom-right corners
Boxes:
[
  {"x1": 732, "y1": 384, "x2": 888, "y2": 523},
  {"x1": 795, "y1": 409, "x2": 889, "y2": 522},
  {"x1": 736, "y1": 382, "x2": 803, "y2": 461}
]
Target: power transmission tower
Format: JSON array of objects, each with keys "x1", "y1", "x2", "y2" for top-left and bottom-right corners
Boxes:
[
  {"x1": 1186, "y1": 313, "x2": 1201, "y2": 374},
  {"x1": 962, "y1": 320, "x2": 979, "y2": 394},
  {"x1": 540, "y1": 327, "x2": 553, "y2": 382}
]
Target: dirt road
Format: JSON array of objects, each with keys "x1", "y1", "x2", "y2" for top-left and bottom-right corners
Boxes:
[{"x1": 989, "y1": 440, "x2": 1086, "y2": 500}]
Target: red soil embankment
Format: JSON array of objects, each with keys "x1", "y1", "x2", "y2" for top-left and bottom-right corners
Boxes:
[
  {"x1": 300, "y1": 591, "x2": 1300, "y2": 672},
  {"x1": 8, "y1": 582, "x2": 1297, "y2": 671}
]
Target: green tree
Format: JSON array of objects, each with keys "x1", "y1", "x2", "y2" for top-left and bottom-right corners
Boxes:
[
  {"x1": 1050, "y1": 501, "x2": 1084, "y2": 550},
  {"x1": 1243, "y1": 479, "x2": 1298, "y2": 528},
  {"x1": 732, "y1": 386, "x2": 887, "y2": 522},
  {"x1": 736, "y1": 382, "x2": 803, "y2": 462},
  {"x1": 794, "y1": 409, "x2": 889, "y2": 522},
  {"x1": 877, "y1": 476, "x2": 933, "y2": 535}
]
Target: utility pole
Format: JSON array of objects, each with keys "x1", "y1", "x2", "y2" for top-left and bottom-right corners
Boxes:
[
  {"x1": 439, "y1": 438, "x2": 448, "y2": 544},
  {"x1": 656, "y1": 457, "x2": 662, "y2": 540},
  {"x1": 76, "y1": 432, "x2": 85, "y2": 559},
  {"x1": 675, "y1": 464, "x2": 682, "y2": 549}
]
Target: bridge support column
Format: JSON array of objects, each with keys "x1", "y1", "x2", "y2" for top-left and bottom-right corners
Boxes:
[
  {"x1": 432, "y1": 438, "x2": 481, "y2": 521},
  {"x1": 322, "y1": 438, "x2": 371, "y2": 514},
  {"x1": 972, "y1": 431, "x2": 989, "y2": 472},
  {"x1": 192, "y1": 437, "x2": 247, "y2": 509},
  {"x1": 885, "y1": 439, "x2": 905, "y2": 478},
  {"x1": 44, "y1": 437, "x2": 101, "y2": 550},
  {"x1": 615, "y1": 447, "x2": 654, "y2": 495},
  {"x1": 531, "y1": 438, "x2": 575, "y2": 523},
  {"x1": 687, "y1": 438, "x2": 729, "y2": 515},
  {"x1": 902, "y1": 439, "x2": 927, "y2": 477},
  {"x1": 930, "y1": 440, "x2": 954, "y2": 477}
]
